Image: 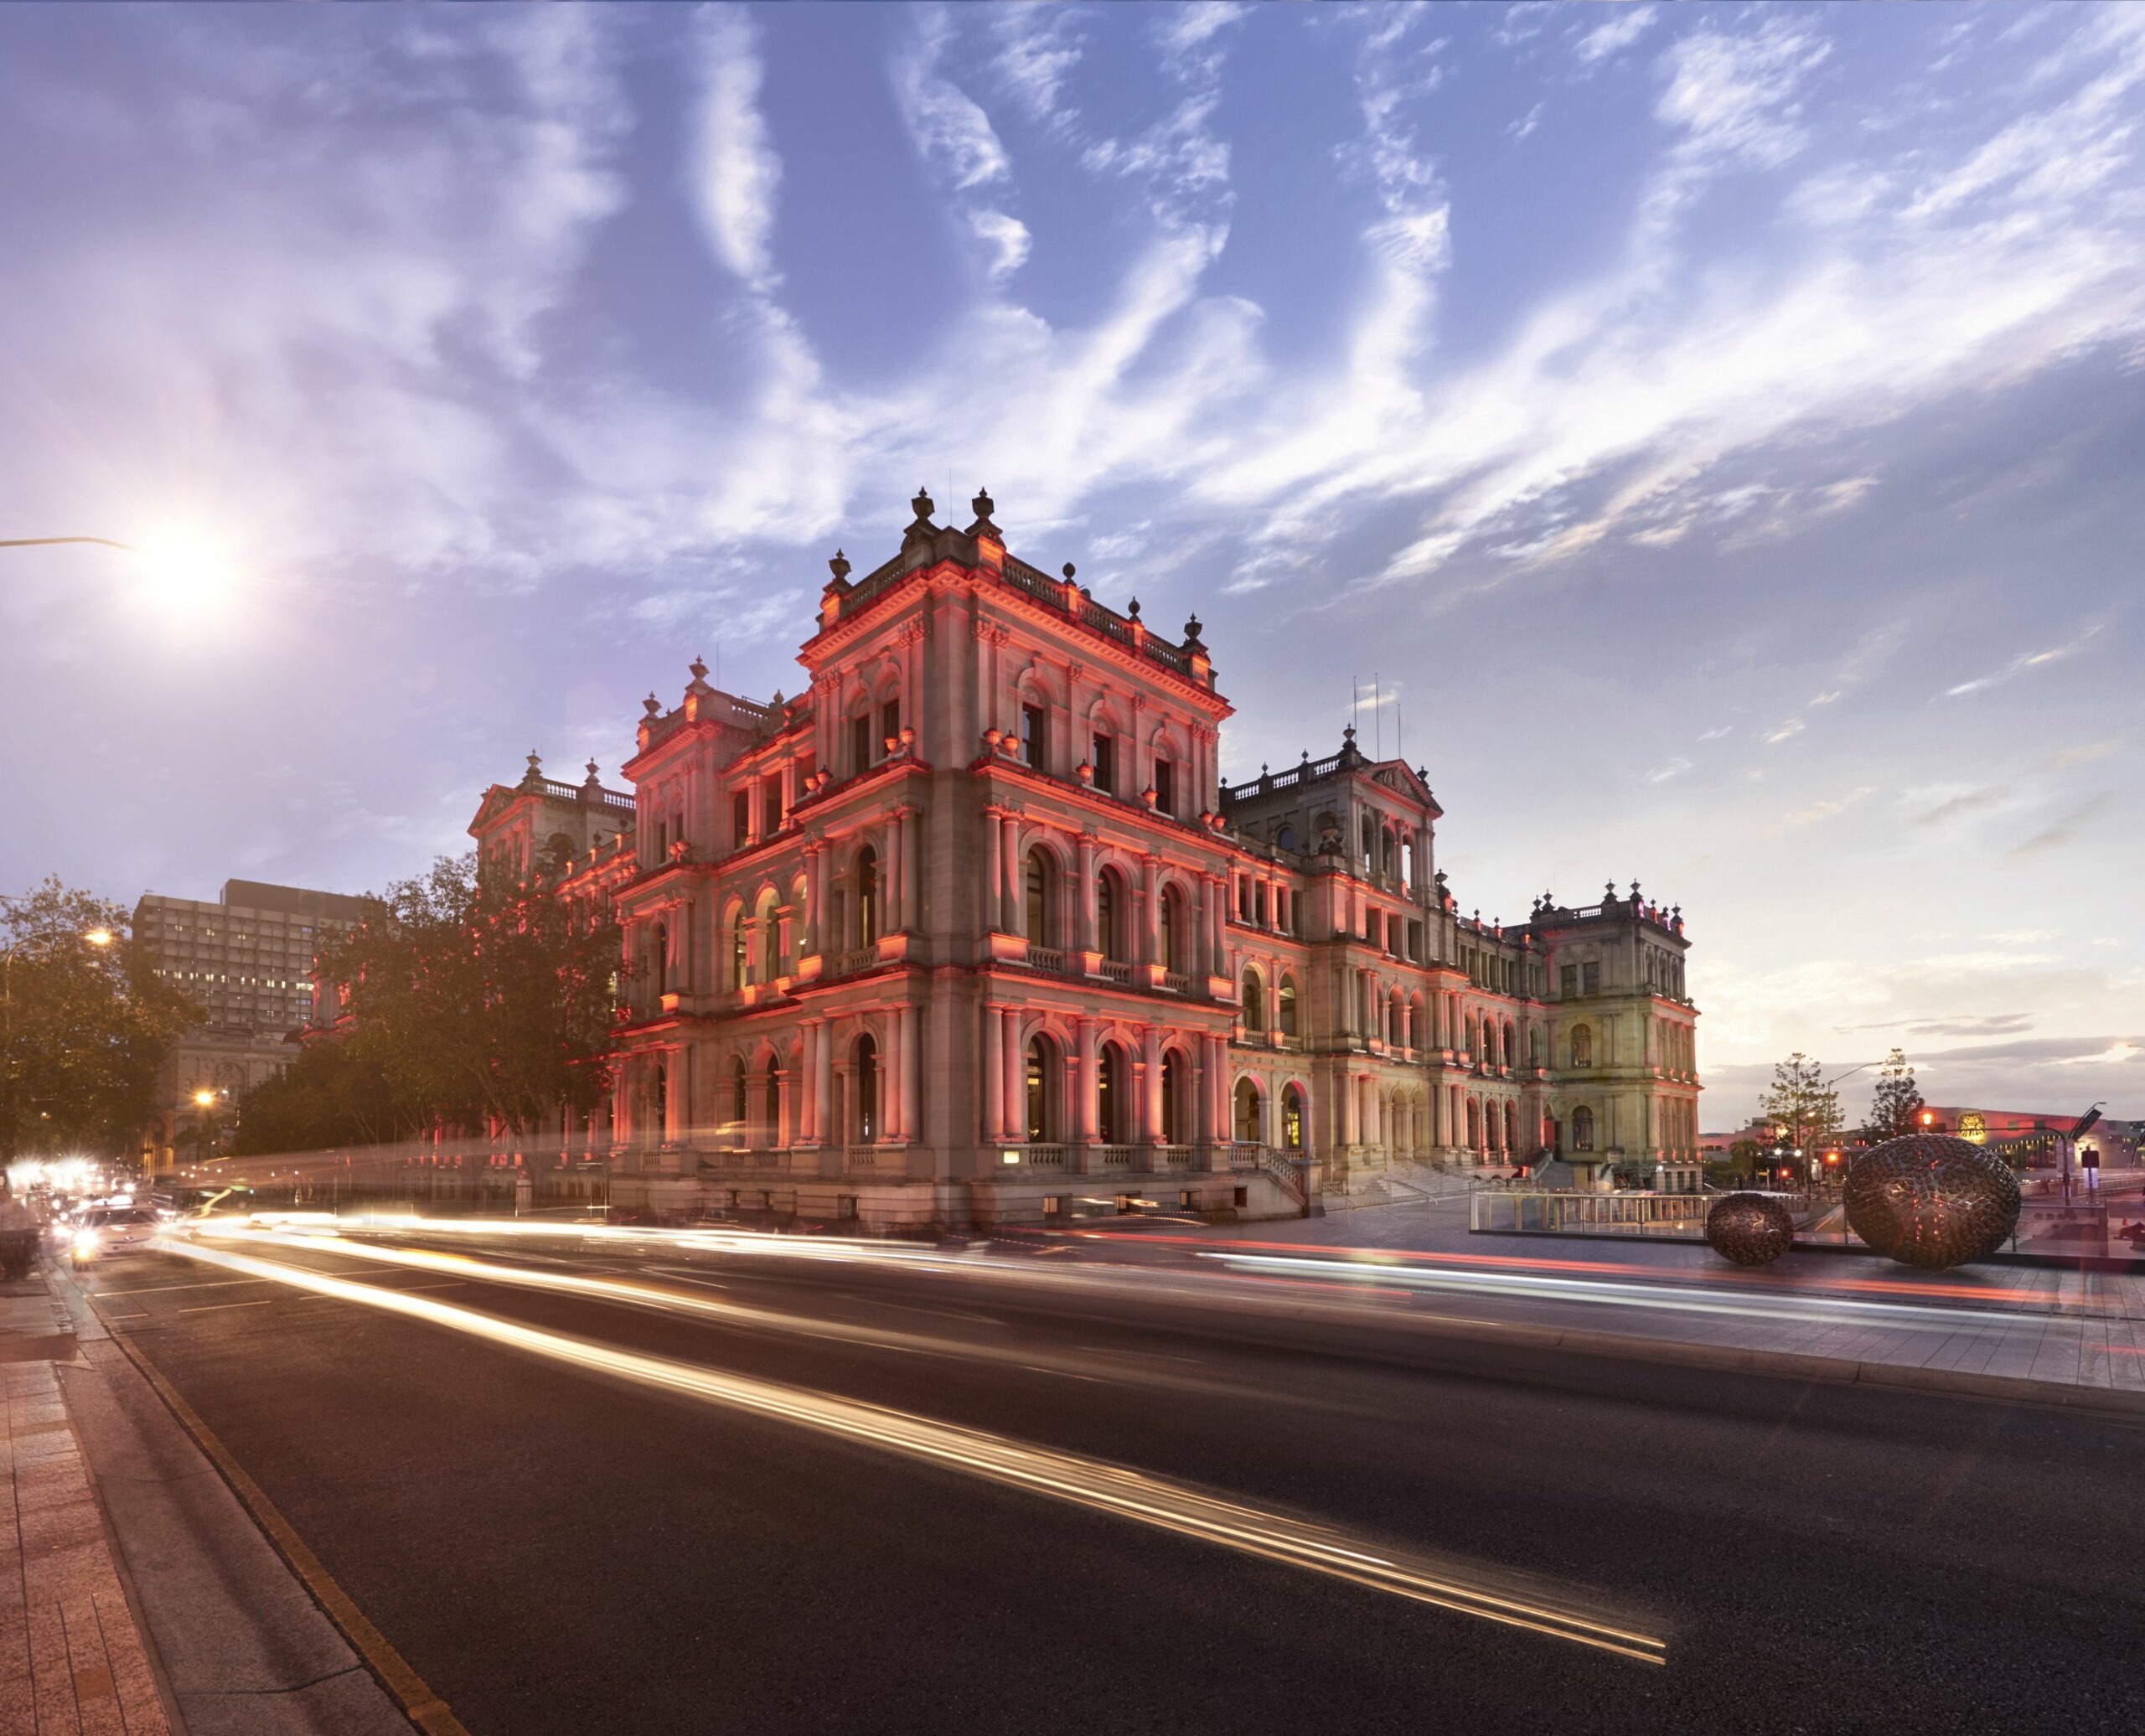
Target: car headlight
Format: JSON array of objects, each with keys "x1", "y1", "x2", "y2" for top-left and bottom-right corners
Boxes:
[{"x1": 72, "y1": 1229, "x2": 100, "y2": 1254}]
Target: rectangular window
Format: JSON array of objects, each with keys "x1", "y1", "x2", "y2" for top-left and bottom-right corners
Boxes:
[
  {"x1": 881, "y1": 700, "x2": 900, "y2": 755},
  {"x1": 1290, "y1": 891, "x2": 1304, "y2": 934},
  {"x1": 1238, "y1": 878, "x2": 1252, "y2": 922},
  {"x1": 1582, "y1": 961, "x2": 1600, "y2": 996},
  {"x1": 1560, "y1": 964, "x2": 1578, "y2": 999},
  {"x1": 1021, "y1": 705, "x2": 1047, "y2": 770},
  {"x1": 732, "y1": 792, "x2": 750, "y2": 849},
  {"x1": 762, "y1": 777, "x2": 783, "y2": 835},
  {"x1": 1153, "y1": 757, "x2": 1174, "y2": 815},
  {"x1": 1408, "y1": 920, "x2": 1423, "y2": 962},
  {"x1": 850, "y1": 715, "x2": 872, "y2": 777}
]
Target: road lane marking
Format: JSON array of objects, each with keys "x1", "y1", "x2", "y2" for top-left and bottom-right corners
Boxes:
[
  {"x1": 178, "y1": 1299, "x2": 278, "y2": 1313},
  {"x1": 96, "y1": 1276, "x2": 281, "y2": 1296},
  {"x1": 165, "y1": 1236, "x2": 1667, "y2": 1665}
]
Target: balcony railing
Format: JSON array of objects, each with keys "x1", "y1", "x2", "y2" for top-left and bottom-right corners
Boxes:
[
  {"x1": 1097, "y1": 1145, "x2": 1138, "y2": 1170},
  {"x1": 832, "y1": 946, "x2": 879, "y2": 977},
  {"x1": 1153, "y1": 1145, "x2": 1197, "y2": 1170},
  {"x1": 1021, "y1": 1144, "x2": 1069, "y2": 1170},
  {"x1": 1025, "y1": 943, "x2": 1067, "y2": 974},
  {"x1": 1095, "y1": 959, "x2": 1133, "y2": 984}
]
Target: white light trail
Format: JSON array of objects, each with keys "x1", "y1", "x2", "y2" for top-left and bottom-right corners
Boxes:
[{"x1": 158, "y1": 1235, "x2": 1667, "y2": 1665}]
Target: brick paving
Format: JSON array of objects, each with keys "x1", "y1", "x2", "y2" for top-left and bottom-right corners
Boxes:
[{"x1": 2, "y1": 1279, "x2": 169, "y2": 1736}]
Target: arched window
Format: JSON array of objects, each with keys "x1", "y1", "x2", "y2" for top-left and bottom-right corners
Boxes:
[
  {"x1": 651, "y1": 1062, "x2": 669, "y2": 1136},
  {"x1": 1361, "y1": 813, "x2": 1375, "y2": 865},
  {"x1": 1505, "y1": 1101, "x2": 1517, "y2": 1154},
  {"x1": 1160, "y1": 1050, "x2": 1186, "y2": 1144},
  {"x1": 763, "y1": 1057, "x2": 781, "y2": 1142},
  {"x1": 1098, "y1": 1041, "x2": 1126, "y2": 1144},
  {"x1": 1276, "y1": 824, "x2": 1297, "y2": 852},
  {"x1": 650, "y1": 922, "x2": 668, "y2": 999},
  {"x1": 1481, "y1": 1020, "x2": 1497, "y2": 1067},
  {"x1": 1528, "y1": 1026, "x2": 1541, "y2": 1067},
  {"x1": 729, "y1": 912, "x2": 747, "y2": 990},
  {"x1": 855, "y1": 848, "x2": 879, "y2": 949},
  {"x1": 1504, "y1": 1020, "x2": 1517, "y2": 1069},
  {"x1": 1242, "y1": 968, "x2": 1266, "y2": 1033},
  {"x1": 730, "y1": 1057, "x2": 747, "y2": 1130},
  {"x1": 1466, "y1": 1098, "x2": 1481, "y2": 1150},
  {"x1": 1160, "y1": 885, "x2": 1186, "y2": 974},
  {"x1": 1283, "y1": 1085, "x2": 1305, "y2": 1150},
  {"x1": 1571, "y1": 1104, "x2": 1595, "y2": 1152},
  {"x1": 1465, "y1": 1013, "x2": 1479, "y2": 1057},
  {"x1": 1382, "y1": 827, "x2": 1398, "y2": 879},
  {"x1": 1233, "y1": 1077, "x2": 1263, "y2": 1144},
  {"x1": 1025, "y1": 1036, "x2": 1057, "y2": 1141},
  {"x1": 1570, "y1": 1023, "x2": 1594, "y2": 1068},
  {"x1": 855, "y1": 1034, "x2": 879, "y2": 1142},
  {"x1": 1278, "y1": 975, "x2": 1299, "y2": 1038},
  {"x1": 1097, "y1": 868, "x2": 1124, "y2": 962},
  {"x1": 1025, "y1": 849, "x2": 1054, "y2": 947}
]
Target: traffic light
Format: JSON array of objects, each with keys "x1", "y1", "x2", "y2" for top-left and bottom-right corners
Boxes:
[
  {"x1": 1824, "y1": 1150, "x2": 1842, "y2": 1166},
  {"x1": 1919, "y1": 1110, "x2": 1935, "y2": 1128}
]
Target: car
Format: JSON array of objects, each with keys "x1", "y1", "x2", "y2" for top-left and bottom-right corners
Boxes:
[{"x1": 69, "y1": 1205, "x2": 163, "y2": 1264}]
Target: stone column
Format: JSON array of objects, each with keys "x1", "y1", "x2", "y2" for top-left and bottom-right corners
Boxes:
[
  {"x1": 1005, "y1": 818, "x2": 1026, "y2": 938},
  {"x1": 883, "y1": 1010, "x2": 903, "y2": 1144},
  {"x1": 983, "y1": 999, "x2": 1003, "y2": 1144},
  {"x1": 1209, "y1": 1034, "x2": 1230, "y2": 1146},
  {"x1": 1077, "y1": 834, "x2": 1098, "y2": 955},
  {"x1": 883, "y1": 809, "x2": 902, "y2": 936},
  {"x1": 1142, "y1": 855, "x2": 1161, "y2": 966},
  {"x1": 1075, "y1": 1018, "x2": 1098, "y2": 1146},
  {"x1": 902, "y1": 1003, "x2": 922, "y2": 1144},
  {"x1": 1003, "y1": 1008, "x2": 1024, "y2": 1139},
  {"x1": 1141, "y1": 1025, "x2": 1161, "y2": 1144},
  {"x1": 984, "y1": 806, "x2": 1003, "y2": 932},
  {"x1": 901, "y1": 809, "x2": 920, "y2": 933},
  {"x1": 814, "y1": 1024, "x2": 834, "y2": 1143}
]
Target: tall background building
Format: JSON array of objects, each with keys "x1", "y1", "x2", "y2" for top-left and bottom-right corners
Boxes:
[{"x1": 132, "y1": 878, "x2": 366, "y2": 1170}]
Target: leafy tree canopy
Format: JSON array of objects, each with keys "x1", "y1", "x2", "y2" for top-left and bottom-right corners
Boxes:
[
  {"x1": 288, "y1": 855, "x2": 618, "y2": 1145},
  {"x1": 2, "y1": 878, "x2": 199, "y2": 1161}
]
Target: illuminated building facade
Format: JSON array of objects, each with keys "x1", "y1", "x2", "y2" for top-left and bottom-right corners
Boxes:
[
  {"x1": 134, "y1": 879, "x2": 366, "y2": 1170},
  {"x1": 479, "y1": 490, "x2": 1700, "y2": 1227}
]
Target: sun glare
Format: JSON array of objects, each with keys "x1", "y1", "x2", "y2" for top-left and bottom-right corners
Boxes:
[{"x1": 131, "y1": 522, "x2": 241, "y2": 623}]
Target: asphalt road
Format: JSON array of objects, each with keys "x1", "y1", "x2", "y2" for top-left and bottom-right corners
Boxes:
[{"x1": 76, "y1": 1230, "x2": 2145, "y2": 1735}]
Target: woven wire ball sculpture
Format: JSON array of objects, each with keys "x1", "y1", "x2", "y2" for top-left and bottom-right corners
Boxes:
[
  {"x1": 1843, "y1": 1134, "x2": 2021, "y2": 1270},
  {"x1": 1705, "y1": 1191, "x2": 1796, "y2": 1266}
]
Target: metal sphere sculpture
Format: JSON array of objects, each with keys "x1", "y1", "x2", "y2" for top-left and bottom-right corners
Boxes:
[
  {"x1": 1843, "y1": 1134, "x2": 2020, "y2": 1270},
  {"x1": 1705, "y1": 1192, "x2": 1796, "y2": 1266}
]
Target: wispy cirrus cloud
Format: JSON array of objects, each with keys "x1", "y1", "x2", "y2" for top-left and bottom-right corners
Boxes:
[{"x1": 1945, "y1": 623, "x2": 2105, "y2": 697}]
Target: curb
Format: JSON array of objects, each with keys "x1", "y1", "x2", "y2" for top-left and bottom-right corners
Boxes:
[{"x1": 1470, "y1": 1225, "x2": 2145, "y2": 1275}]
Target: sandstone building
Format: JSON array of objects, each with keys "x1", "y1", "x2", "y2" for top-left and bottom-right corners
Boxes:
[{"x1": 476, "y1": 490, "x2": 1700, "y2": 1226}]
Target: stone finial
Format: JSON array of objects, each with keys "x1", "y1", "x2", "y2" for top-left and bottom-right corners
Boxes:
[
  {"x1": 827, "y1": 548, "x2": 851, "y2": 585},
  {"x1": 912, "y1": 486, "x2": 936, "y2": 523},
  {"x1": 644, "y1": 693, "x2": 662, "y2": 719},
  {"x1": 1631, "y1": 879, "x2": 1641, "y2": 901},
  {"x1": 521, "y1": 750, "x2": 543, "y2": 788},
  {"x1": 1183, "y1": 612, "x2": 1203, "y2": 645},
  {"x1": 1605, "y1": 880, "x2": 1617, "y2": 902},
  {"x1": 971, "y1": 486, "x2": 995, "y2": 522},
  {"x1": 585, "y1": 759, "x2": 601, "y2": 783},
  {"x1": 690, "y1": 654, "x2": 709, "y2": 682},
  {"x1": 1127, "y1": 596, "x2": 1140, "y2": 619},
  {"x1": 1342, "y1": 723, "x2": 1357, "y2": 743}
]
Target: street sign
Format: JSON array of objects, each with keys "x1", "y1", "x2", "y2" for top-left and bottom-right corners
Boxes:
[{"x1": 2080, "y1": 1146, "x2": 2101, "y2": 1170}]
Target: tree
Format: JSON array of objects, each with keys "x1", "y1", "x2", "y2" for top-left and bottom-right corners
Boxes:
[
  {"x1": 230, "y1": 1040, "x2": 415, "y2": 1156},
  {"x1": 1729, "y1": 1137, "x2": 1762, "y2": 1181},
  {"x1": 1757, "y1": 1051, "x2": 1843, "y2": 1170},
  {"x1": 2, "y1": 878, "x2": 200, "y2": 1162},
  {"x1": 308, "y1": 855, "x2": 618, "y2": 1152},
  {"x1": 1862, "y1": 1047, "x2": 1925, "y2": 1144}
]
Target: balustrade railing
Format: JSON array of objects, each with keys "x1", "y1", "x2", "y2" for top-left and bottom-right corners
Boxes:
[
  {"x1": 833, "y1": 946, "x2": 878, "y2": 977},
  {"x1": 1022, "y1": 1144, "x2": 1068, "y2": 1170},
  {"x1": 1161, "y1": 971, "x2": 1191, "y2": 994},
  {"x1": 1096, "y1": 959, "x2": 1133, "y2": 984},
  {"x1": 1097, "y1": 1145, "x2": 1137, "y2": 1170},
  {"x1": 1025, "y1": 943, "x2": 1067, "y2": 974},
  {"x1": 1153, "y1": 1145, "x2": 1197, "y2": 1169}
]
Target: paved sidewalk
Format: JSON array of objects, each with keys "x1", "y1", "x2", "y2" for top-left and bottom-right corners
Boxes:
[{"x1": 3, "y1": 1275, "x2": 171, "y2": 1736}]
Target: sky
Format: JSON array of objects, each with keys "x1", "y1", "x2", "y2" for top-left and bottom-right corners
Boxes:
[{"x1": 0, "y1": 2, "x2": 2137, "y2": 1127}]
